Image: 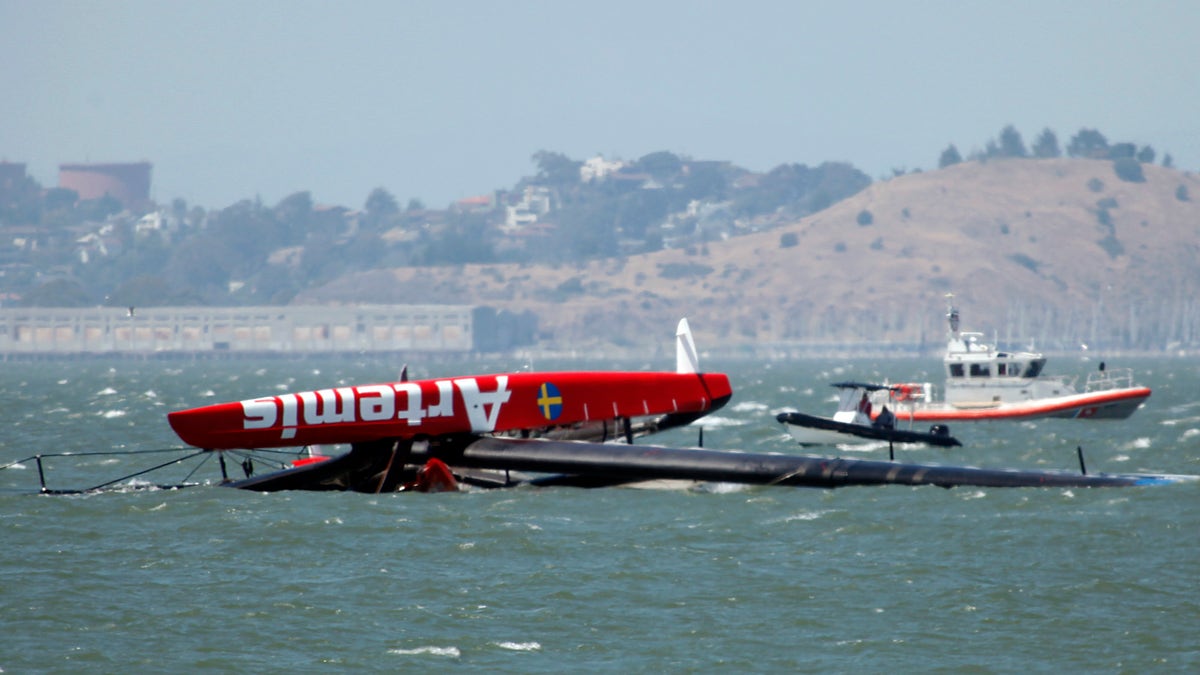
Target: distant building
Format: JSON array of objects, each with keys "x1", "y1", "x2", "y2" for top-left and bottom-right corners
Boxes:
[
  {"x1": 58, "y1": 162, "x2": 152, "y2": 209},
  {"x1": 0, "y1": 305, "x2": 536, "y2": 356},
  {"x1": 134, "y1": 211, "x2": 165, "y2": 234},
  {"x1": 580, "y1": 155, "x2": 625, "y2": 182},
  {"x1": 503, "y1": 186, "x2": 551, "y2": 231},
  {"x1": 0, "y1": 162, "x2": 27, "y2": 191},
  {"x1": 0, "y1": 305, "x2": 463, "y2": 355}
]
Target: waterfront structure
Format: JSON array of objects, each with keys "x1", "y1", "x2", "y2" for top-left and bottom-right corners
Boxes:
[{"x1": 0, "y1": 305, "x2": 482, "y2": 357}]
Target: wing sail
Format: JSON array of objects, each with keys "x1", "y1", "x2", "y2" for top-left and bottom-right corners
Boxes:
[{"x1": 441, "y1": 437, "x2": 1188, "y2": 489}]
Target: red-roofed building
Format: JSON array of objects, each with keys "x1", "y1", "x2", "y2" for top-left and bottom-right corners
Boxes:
[
  {"x1": 58, "y1": 162, "x2": 152, "y2": 209},
  {"x1": 454, "y1": 194, "x2": 494, "y2": 212}
]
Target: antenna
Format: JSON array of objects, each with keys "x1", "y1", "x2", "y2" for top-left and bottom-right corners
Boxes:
[{"x1": 945, "y1": 293, "x2": 959, "y2": 335}]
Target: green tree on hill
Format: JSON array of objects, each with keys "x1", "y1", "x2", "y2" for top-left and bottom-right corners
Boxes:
[
  {"x1": 1067, "y1": 128, "x2": 1109, "y2": 158},
  {"x1": 998, "y1": 125, "x2": 1028, "y2": 157},
  {"x1": 532, "y1": 150, "x2": 582, "y2": 189},
  {"x1": 363, "y1": 187, "x2": 400, "y2": 231},
  {"x1": 1109, "y1": 143, "x2": 1136, "y2": 159},
  {"x1": 631, "y1": 151, "x2": 684, "y2": 184},
  {"x1": 1113, "y1": 157, "x2": 1145, "y2": 183},
  {"x1": 1031, "y1": 128, "x2": 1061, "y2": 158},
  {"x1": 939, "y1": 144, "x2": 962, "y2": 168},
  {"x1": 18, "y1": 279, "x2": 93, "y2": 306}
]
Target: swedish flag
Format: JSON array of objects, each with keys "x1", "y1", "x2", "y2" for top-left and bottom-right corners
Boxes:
[{"x1": 537, "y1": 382, "x2": 563, "y2": 421}]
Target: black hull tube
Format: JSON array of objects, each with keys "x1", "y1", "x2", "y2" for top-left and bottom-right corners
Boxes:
[
  {"x1": 776, "y1": 411, "x2": 962, "y2": 447},
  {"x1": 445, "y1": 438, "x2": 1178, "y2": 489}
]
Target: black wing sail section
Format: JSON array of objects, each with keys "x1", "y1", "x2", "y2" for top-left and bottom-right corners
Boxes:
[{"x1": 435, "y1": 437, "x2": 1182, "y2": 489}]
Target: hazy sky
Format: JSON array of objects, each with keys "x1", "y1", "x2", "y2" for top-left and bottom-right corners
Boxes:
[{"x1": 3, "y1": 1, "x2": 1197, "y2": 210}]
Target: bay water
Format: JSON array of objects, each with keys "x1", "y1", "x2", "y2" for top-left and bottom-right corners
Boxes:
[{"x1": 2, "y1": 355, "x2": 1197, "y2": 672}]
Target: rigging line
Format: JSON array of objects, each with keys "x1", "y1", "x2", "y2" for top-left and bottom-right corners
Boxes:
[
  {"x1": 0, "y1": 458, "x2": 33, "y2": 472},
  {"x1": 225, "y1": 446, "x2": 318, "y2": 458},
  {"x1": 55, "y1": 447, "x2": 198, "y2": 458},
  {"x1": 178, "y1": 452, "x2": 216, "y2": 484},
  {"x1": 222, "y1": 449, "x2": 290, "y2": 472},
  {"x1": 76, "y1": 450, "x2": 211, "y2": 493},
  {"x1": 3, "y1": 447, "x2": 197, "y2": 470}
]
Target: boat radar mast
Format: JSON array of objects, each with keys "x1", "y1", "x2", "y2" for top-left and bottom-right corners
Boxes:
[{"x1": 946, "y1": 293, "x2": 960, "y2": 336}]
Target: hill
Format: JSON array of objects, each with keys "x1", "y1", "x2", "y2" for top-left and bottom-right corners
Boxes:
[{"x1": 298, "y1": 159, "x2": 1200, "y2": 354}]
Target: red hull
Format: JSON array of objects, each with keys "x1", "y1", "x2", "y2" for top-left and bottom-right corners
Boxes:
[{"x1": 168, "y1": 370, "x2": 732, "y2": 450}]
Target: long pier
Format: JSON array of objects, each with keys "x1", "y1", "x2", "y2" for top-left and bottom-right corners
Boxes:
[{"x1": 0, "y1": 305, "x2": 480, "y2": 357}]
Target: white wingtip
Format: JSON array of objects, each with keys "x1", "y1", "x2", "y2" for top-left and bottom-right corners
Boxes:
[{"x1": 675, "y1": 318, "x2": 699, "y2": 374}]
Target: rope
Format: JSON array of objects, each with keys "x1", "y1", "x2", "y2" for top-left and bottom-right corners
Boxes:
[
  {"x1": 74, "y1": 450, "x2": 211, "y2": 492},
  {"x1": 1, "y1": 447, "x2": 216, "y2": 494},
  {"x1": 1, "y1": 446, "x2": 198, "y2": 471},
  {"x1": 178, "y1": 452, "x2": 215, "y2": 484},
  {"x1": 2, "y1": 445, "x2": 331, "y2": 495}
]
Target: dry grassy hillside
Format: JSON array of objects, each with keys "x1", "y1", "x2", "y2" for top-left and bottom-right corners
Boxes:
[{"x1": 301, "y1": 159, "x2": 1200, "y2": 352}]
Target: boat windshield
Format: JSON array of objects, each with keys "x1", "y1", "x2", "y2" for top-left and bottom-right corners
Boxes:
[{"x1": 1023, "y1": 359, "x2": 1046, "y2": 378}]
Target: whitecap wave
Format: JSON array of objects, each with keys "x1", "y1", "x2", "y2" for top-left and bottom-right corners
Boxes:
[
  {"x1": 783, "y1": 510, "x2": 827, "y2": 522},
  {"x1": 388, "y1": 646, "x2": 461, "y2": 658},
  {"x1": 1121, "y1": 437, "x2": 1151, "y2": 451},
  {"x1": 694, "y1": 415, "x2": 746, "y2": 428},
  {"x1": 493, "y1": 641, "x2": 541, "y2": 651},
  {"x1": 836, "y1": 441, "x2": 888, "y2": 453},
  {"x1": 731, "y1": 401, "x2": 768, "y2": 413}
]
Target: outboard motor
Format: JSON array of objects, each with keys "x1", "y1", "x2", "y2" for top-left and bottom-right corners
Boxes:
[{"x1": 929, "y1": 424, "x2": 951, "y2": 438}]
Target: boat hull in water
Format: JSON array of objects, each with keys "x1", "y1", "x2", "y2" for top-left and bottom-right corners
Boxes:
[
  {"x1": 880, "y1": 385, "x2": 1151, "y2": 423},
  {"x1": 777, "y1": 410, "x2": 961, "y2": 447}
]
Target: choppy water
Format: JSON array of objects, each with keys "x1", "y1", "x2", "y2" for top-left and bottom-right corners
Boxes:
[{"x1": 2, "y1": 356, "x2": 1198, "y2": 672}]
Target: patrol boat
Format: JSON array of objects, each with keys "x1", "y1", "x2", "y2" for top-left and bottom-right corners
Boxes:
[{"x1": 874, "y1": 300, "x2": 1151, "y2": 423}]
